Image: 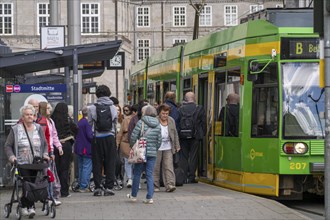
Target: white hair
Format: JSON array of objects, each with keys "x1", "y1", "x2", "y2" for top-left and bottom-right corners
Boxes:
[{"x1": 20, "y1": 104, "x2": 36, "y2": 117}]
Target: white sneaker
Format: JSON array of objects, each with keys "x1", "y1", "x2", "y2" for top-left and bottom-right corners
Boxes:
[
  {"x1": 54, "y1": 199, "x2": 62, "y2": 206},
  {"x1": 143, "y1": 199, "x2": 154, "y2": 204},
  {"x1": 28, "y1": 208, "x2": 36, "y2": 218},
  {"x1": 139, "y1": 184, "x2": 141, "y2": 189},
  {"x1": 21, "y1": 207, "x2": 29, "y2": 216},
  {"x1": 127, "y1": 179, "x2": 132, "y2": 188},
  {"x1": 127, "y1": 194, "x2": 137, "y2": 202}
]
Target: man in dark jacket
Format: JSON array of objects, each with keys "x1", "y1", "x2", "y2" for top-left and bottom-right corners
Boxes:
[
  {"x1": 164, "y1": 91, "x2": 180, "y2": 131},
  {"x1": 219, "y1": 93, "x2": 239, "y2": 137},
  {"x1": 178, "y1": 92, "x2": 206, "y2": 183},
  {"x1": 88, "y1": 85, "x2": 118, "y2": 196}
]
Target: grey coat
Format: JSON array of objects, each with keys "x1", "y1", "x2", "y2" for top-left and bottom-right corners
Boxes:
[
  {"x1": 130, "y1": 116, "x2": 161, "y2": 158},
  {"x1": 87, "y1": 96, "x2": 118, "y2": 137},
  {"x1": 4, "y1": 123, "x2": 48, "y2": 164}
]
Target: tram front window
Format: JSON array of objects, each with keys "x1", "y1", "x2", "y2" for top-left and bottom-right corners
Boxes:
[{"x1": 282, "y1": 62, "x2": 325, "y2": 138}]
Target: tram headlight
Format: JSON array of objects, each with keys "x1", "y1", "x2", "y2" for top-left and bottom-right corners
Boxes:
[{"x1": 282, "y1": 142, "x2": 308, "y2": 154}]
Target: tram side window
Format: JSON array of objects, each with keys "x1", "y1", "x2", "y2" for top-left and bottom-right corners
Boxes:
[
  {"x1": 216, "y1": 70, "x2": 240, "y2": 137},
  {"x1": 251, "y1": 64, "x2": 278, "y2": 137},
  {"x1": 183, "y1": 78, "x2": 191, "y2": 93}
]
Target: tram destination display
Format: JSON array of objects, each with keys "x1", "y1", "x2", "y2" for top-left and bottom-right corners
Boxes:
[{"x1": 281, "y1": 38, "x2": 319, "y2": 59}]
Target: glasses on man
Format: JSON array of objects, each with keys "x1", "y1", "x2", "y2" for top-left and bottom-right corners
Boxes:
[{"x1": 124, "y1": 109, "x2": 129, "y2": 112}]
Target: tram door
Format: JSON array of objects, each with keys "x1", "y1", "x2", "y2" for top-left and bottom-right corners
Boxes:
[{"x1": 197, "y1": 73, "x2": 209, "y2": 178}]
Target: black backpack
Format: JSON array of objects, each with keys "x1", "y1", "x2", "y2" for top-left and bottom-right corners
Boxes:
[
  {"x1": 179, "y1": 105, "x2": 198, "y2": 139},
  {"x1": 94, "y1": 103, "x2": 112, "y2": 132}
]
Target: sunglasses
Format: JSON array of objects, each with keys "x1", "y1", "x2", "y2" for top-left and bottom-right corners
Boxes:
[{"x1": 124, "y1": 109, "x2": 130, "y2": 112}]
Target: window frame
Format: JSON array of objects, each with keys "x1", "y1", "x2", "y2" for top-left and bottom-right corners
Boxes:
[
  {"x1": 250, "y1": 5, "x2": 264, "y2": 14},
  {"x1": 81, "y1": 3, "x2": 100, "y2": 35},
  {"x1": 200, "y1": 5, "x2": 212, "y2": 26},
  {"x1": 37, "y1": 3, "x2": 50, "y2": 35},
  {"x1": 136, "y1": 6, "x2": 150, "y2": 27},
  {"x1": 173, "y1": 6, "x2": 186, "y2": 27},
  {"x1": 0, "y1": 3, "x2": 13, "y2": 35},
  {"x1": 224, "y1": 5, "x2": 238, "y2": 26},
  {"x1": 137, "y1": 39, "x2": 150, "y2": 61},
  {"x1": 173, "y1": 38, "x2": 187, "y2": 45}
]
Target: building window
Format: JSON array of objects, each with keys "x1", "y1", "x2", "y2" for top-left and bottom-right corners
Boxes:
[
  {"x1": 137, "y1": 6, "x2": 150, "y2": 27},
  {"x1": 0, "y1": 3, "x2": 13, "y2": 35},
  {"x1": 137, "y1": 39, "x2": 150, "y2": 61},
  {"x1": 81, "y1": 3, "x2": 100, "y2": 34},
  {"x1": 224, "y1": 5, "x2": 237, "y2": 26},
  {"x1": 37, "y1": 3, "x2": 50, "y2": 34},
  {"x1": 173, "y1": 38, "x2": 186, "y2": 45},
  {"x1": 250, "y1": 5, "x2": 263, "y2": 13},
  {"x1": 173, "y1": 6, "x2": 186, "y2": 27},
  {"x1": 200, "y1": 5, "x2": 212, "y2": 26}
]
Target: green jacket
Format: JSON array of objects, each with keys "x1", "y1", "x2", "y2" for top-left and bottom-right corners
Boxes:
[{"x1": 130, "y1": 116, "x2": 161, "y2": 158}]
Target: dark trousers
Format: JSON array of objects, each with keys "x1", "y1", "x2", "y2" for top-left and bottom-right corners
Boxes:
[
  {"x1": 54, "y1": 140, "x2": 73, "y2": 197},
  {"x1": 19, "y1": 168, "x2": 37, "y2": 208},
  {"x1": 179, "y1": 138, "x2": 200, "y2": 181},
  {"x1": 92, "y1": 135, "x2": 117, "y2": 190}
]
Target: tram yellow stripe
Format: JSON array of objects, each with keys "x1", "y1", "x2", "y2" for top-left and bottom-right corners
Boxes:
[
  {"x1": 143, "y1": 41, "x2": 280, "y2": 78},
  {"x1": 214, "y1": 168, "x2": 279, "y2": 197}
]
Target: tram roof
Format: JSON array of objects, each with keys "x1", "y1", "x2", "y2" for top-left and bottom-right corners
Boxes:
[{"x1": 0, "y1": 40, "x2": 122, "y2": 78}]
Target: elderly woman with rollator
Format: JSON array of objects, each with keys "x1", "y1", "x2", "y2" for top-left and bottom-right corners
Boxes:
[{"x1": 5, "y1": 104, "x2": 49, "y2": 218}]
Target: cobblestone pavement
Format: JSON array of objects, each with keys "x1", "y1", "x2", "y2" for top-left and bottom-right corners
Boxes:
[{"x1": 0, "y1": 182, "x2": 310, "y2": 220}]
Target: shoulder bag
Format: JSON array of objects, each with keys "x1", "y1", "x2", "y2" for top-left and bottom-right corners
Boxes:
[{"x1": 128, "y1": 122, "x2": 151, "y2": 164}]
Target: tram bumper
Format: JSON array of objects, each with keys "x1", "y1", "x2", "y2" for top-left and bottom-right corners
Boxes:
[{"x1": 310, "y1": 162, "x2": 324, "y2": 173}]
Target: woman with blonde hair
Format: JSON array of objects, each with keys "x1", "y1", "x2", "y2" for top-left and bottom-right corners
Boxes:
[{"x1": 38, "y1": 102, "x2": 63, "y2": 205}]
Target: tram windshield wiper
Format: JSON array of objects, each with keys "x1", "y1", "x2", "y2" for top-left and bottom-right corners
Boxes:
[{"x1": 308, "y1": 88, "x2": 325, "y2": 138}]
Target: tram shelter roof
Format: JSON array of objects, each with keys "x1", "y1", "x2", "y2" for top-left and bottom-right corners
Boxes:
[{"x1": 0, "y1": 40, "x2": 122, "y2": 78}]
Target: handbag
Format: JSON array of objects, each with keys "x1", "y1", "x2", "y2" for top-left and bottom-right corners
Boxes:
[
  {"x1": 128, "y1": 122, "x2": 151, "y2": 164},
  {"x1": 23, "y1": 124, "x2": 42, "y2": 164},
  {"x1": 23, "y1": 177, "x2": 49, "y2": 202}
]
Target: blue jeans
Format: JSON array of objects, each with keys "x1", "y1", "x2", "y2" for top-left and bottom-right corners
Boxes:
[
  {"x1": 131, "y1": 156, "x2": 156, "y2": 199},
  {"x1": 124, "y1": 158, "x2": 132, "y2": 179},
  {"x1": 77, "y1": 155, "x2": 92, "y2": 189}
]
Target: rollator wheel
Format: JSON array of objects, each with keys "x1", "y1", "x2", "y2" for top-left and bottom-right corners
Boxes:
[
  {"x1": 3, "y1": 204, "x2": 11, "y2": 218},
  {"x1": 43, "y1": 202, "x2": 50, "y2": 216},
  {"x1": 15, "y1": 205, "x2": 21, "y2": 220},
  {"x1": 50, "y1": 203, "x2": 56, "y2": 218},
  {"x1": 89, "y1": 179, "x2": 95, "y2": 192},
  {"x1": 71, "y1": 181, "x2": 79, "y2": 192}
]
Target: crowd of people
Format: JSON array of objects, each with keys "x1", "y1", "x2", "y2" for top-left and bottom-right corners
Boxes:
[{"x1": 5, "y1": 84, "x2": 206, "y2": 217}]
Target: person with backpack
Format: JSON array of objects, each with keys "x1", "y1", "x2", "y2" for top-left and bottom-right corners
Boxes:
[
  {"x1": 219, "y1": 93, "x2": 240, "y2": 137},
  {"x1": 88, "y1": 85, "x2": 118, "y2": 196},
  {"x1": 178, "y1": 92, "x2": 206, "y2": 184}
]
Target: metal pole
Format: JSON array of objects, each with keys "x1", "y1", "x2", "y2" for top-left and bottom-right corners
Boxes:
[
  {"x1": 115, "y1": 0, "x2": 119, "y2": 98},
  {"x1": 73, "y1": 49, "x2": 79, "y2": 124},
  {"x1": 67, "y1": 0, "x2": 82, "y2": 117},
  {"x1": 68, "y1": 0, "x2": 81, "y2": 182},
  {"x1": 161, "y1": 2, "x2": 164, "y2": 51},
  {"x1": 65, "y1": 67, "x2": 71, "y2": 104},
  {"x1": 324, "y1": 0, "x2": 330, "y2": 218},
  {"x1": 50, "y1": 0, "x2": 59, "y2": 25}
]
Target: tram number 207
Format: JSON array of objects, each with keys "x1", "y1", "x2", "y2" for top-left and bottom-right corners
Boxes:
[{"x1": 289, "y1": 162, "x2": 307, "y2": 170}]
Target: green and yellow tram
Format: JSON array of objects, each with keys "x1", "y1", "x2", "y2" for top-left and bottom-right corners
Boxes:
[{"x1": 130, "y1": 8, "x2": 323, "y2": 199}]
